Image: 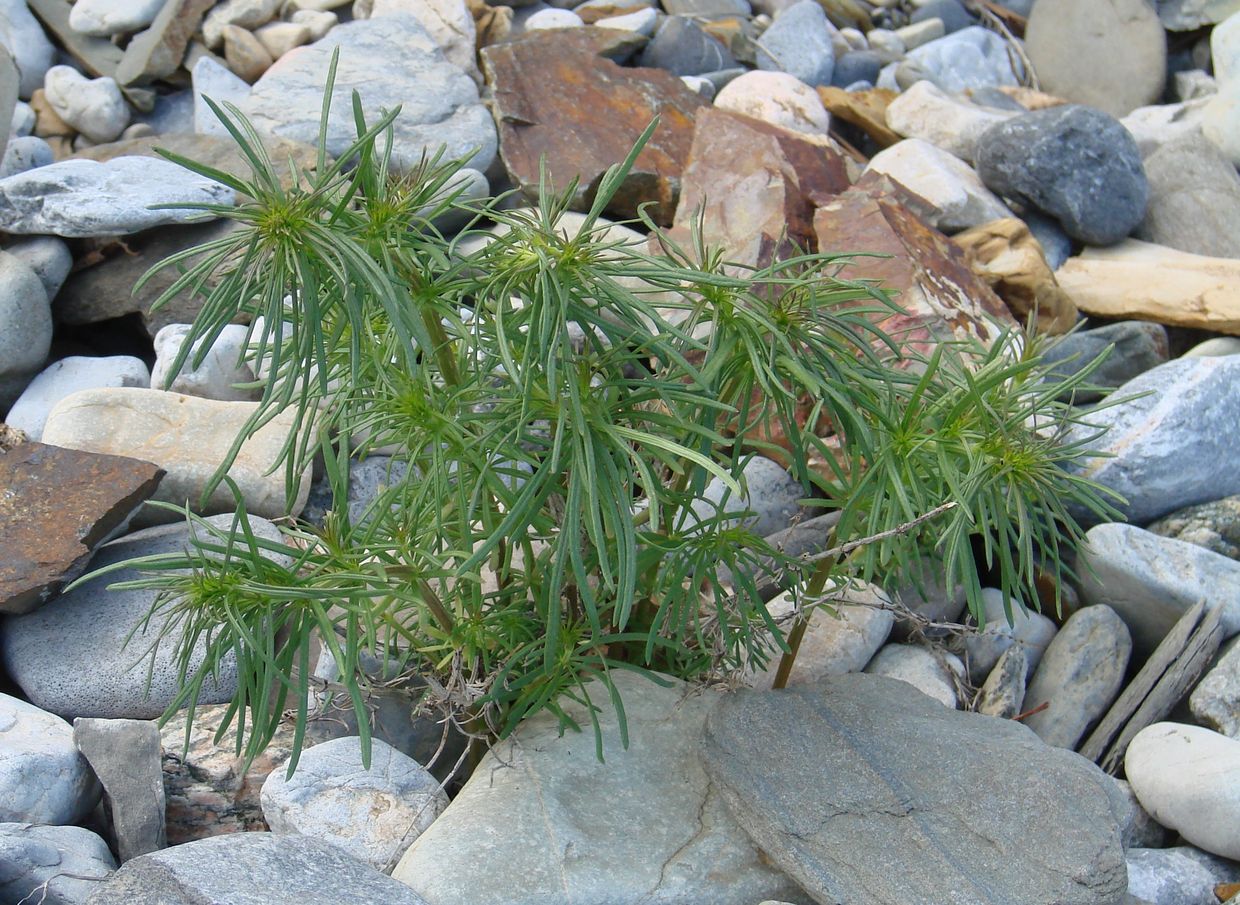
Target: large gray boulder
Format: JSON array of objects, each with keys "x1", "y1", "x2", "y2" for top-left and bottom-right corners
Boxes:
[
  {"x1": 2, "y1": 515, "x2": 290, "y2": 720},
  {"x1": 703, "y1": 674, "x2": 1128, "y2": 905},
  {"x1": 0, "y1": 694, "x2": 100, "y2": 825},
  {"x1": 83, "y1": 833, "x2": 433, "y2": 904},
  {"x1": 393, "y1": 672, "x2": 810, "y2": 905},
  {"x1": 0, "y1": 158, "x2": 234, "y2": 237},
  {"x1": 1077, "y1": 523, "x2": 1240, "y2": 652},
  {"x1": 1066, "y1": 356, "x2": 1240, "y2": 526},
  {"x1": 240, "y1": 17, "x2": 496, "y2": 173}
]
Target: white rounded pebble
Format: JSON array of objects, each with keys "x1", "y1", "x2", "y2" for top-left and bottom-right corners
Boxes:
[
  {"x1": 1126, "y1": 723, "x2": 1240, "y2": 860},
  {"x1": 524, "y1": 8, "x2": 583, "y2": 30},
  {"x1": 714, "y1": 70, "x2": 831, "y2": 140},
  {"x1": 42, "y1": 65, "x2": 129, "y2": 143},
  {"x1": 68, "y1": 0, "x2": 163, "y2": 36},
  {"x1": 6, "y1": 356, "x2": 151, "y2": 441},
  {"x1": 151, "y1": 323, "x2": 258, "y2": 402}
]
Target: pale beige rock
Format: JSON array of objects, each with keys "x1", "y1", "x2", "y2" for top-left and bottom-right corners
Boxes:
[
  {"x1": 1025, "y1": 0, "x2": 1166, "y2": 118},
  {"x1": 885, "y1": 80, "x2": 1017, "y2": 163},
  {"x1": 222, "y1": 25, "x2": 273, "y2": 83},
  {"x1": 40, "y1": 387, "x2": 310, "y2": 523},
  {"x1": 953, "y1": 217, "x2": 1078, "y2": 334},
  {"x1": 864, "y1": 138, "x2": 1013, "y2": 233},
  {"x1": 1204, "y1": 85, "x2": 1240, "y2": 165},
  {"x1": 1126, "y1": 722, "x2": 1240, "y2": 860},
  {"x1": 289, "y1": 9, "x2": 337, "y2": 41},
  {"x1": 202, "y1": 0, "x2": 282, "y2": 48},
  {"x1": 1057, "y1": 240, "x2": 1240, "y2": 335},
  {"x1": 253, "y1": 21, "x2": 312, "y2": 59},
  {"x1": 714, "y1": 70, "x2": 832, "y2": 142},
  {"x1": 1122, "y1": 98, "x2": 1212, "y2": 156}
]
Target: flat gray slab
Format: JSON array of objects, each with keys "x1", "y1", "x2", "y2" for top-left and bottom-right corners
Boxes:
[
  {"x1": 83, "y1": 833, "x2": 431, "y2": 905},
  {"x1": 703, "y1": 674, "x2": 1128, "y2": 905}
]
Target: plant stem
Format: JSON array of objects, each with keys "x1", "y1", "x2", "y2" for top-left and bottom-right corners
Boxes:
[{"x1": 771, "y1": 554, "x2": 837, "y2": 690}]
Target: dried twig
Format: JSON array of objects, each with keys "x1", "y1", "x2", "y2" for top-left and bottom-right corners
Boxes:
[{"x1": 805, "y1": 500, "x2": 959, "y2": 564}]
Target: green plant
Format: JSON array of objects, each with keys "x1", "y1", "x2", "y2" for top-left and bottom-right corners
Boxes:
[{"x1": 84, "y1": 59, "x2": 1123, "y2": 771}]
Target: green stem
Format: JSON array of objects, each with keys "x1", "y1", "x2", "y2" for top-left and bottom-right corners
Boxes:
[
  {"x1": 771, "y1": 553, "x2": 837, "y2": 690},
  {"x1": 420, "y1": 306, "x2": 460, "y2": 388}
]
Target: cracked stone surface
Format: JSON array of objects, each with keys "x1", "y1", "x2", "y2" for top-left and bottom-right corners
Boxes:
[
  {"x1": 703, "y1": 674, "x2": 1128, "y2": 905},
  {"x1": 392, "y1": 672, "x2": 810, "y2": 905}
]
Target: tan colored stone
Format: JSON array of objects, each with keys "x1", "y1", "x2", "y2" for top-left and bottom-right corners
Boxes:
[
  {"x1": 116, "y1": 0, "x2": 217, "y2": 86},
  {"x1": 813, "y1": 187, "x2": 1016, "y2": 357},
  {"x1": 481, "y1": 29, "x2": 705, "y2": 225},
  {"x1": 29, "y1": 88, "x2": 74, "y2": 139},
  {"x1": 817, "y1": 85, "x2": 902, "y2": 148},
  {"x1": 1024, "y1": 0, "x2": 1165, "y2": 118},
  {"x1": 953, "y1": 218, "x2": 1078, "y2": 334},
  {"x1": 991, "y1": 87, "x2": 1071, "y2": 111},
  {"x1": 40, "y1": 388, "x2": 311, "y2": 524},
  {"x1": 1057, "y1": 240, "x2": 1240, "y2": 335},
  {"x1": 466, "y1": 0, "x2": 511, "y2": 48},
  {"x1": 253, "y1": 21, "x2": 312, "y2": 60},
  {"x1": 660, "y1": 107, "x2": 854, "y2": 268},
  {"x1": 222, "y1": 25, "x2": 273, "y2": 83},
  {"x1": 0, "y1": 442, "x2": 163, "y2": 615}
]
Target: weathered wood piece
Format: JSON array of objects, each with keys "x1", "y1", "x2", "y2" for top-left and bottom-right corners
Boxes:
[{"x1": 1078, "y1": 600, "x2": 1204, "y2": 763}]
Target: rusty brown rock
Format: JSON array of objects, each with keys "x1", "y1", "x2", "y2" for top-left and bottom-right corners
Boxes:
[
  {"x1": 482, "y1": 30, "x2": 706, "y2": 226},
  {"x1": 116, "y1": 0, "x2": 217, "y2": 86},
  {"x1": 953, "y1": 217, "x2": 1078, "y2": 334},
  {"x1": 813, "y1": 187, "x2": 1015, "y2": 355},
  {"x1": 659, "y1": 107, "x2": 854, "y2": 268},
  {"x1": 0, "y1": 442, "x2": 163, "y2": 615}
]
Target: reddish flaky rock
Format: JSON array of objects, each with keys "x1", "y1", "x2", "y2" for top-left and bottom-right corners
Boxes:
[
  {"x1": 658, "y1": 107, "x2": 856, "y2": 268},
  {"x1": 482, "y1": 30, "x2": 707, "y2": 225},
  {"x1": 0, "y1": 441, "x2": 163, "y2": 615},
  {"x1": 813, "y1": 187, "x2": 1015, "y2": 356}
]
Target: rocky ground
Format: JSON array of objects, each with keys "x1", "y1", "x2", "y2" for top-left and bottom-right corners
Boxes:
[{"x1": 2, "y1": 0, "x2": 1240, "y2": 903}]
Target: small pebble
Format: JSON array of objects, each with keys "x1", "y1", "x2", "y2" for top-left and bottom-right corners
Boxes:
[{"x1": 42, "y1": 66, "x2": 130, "y2": 143}]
